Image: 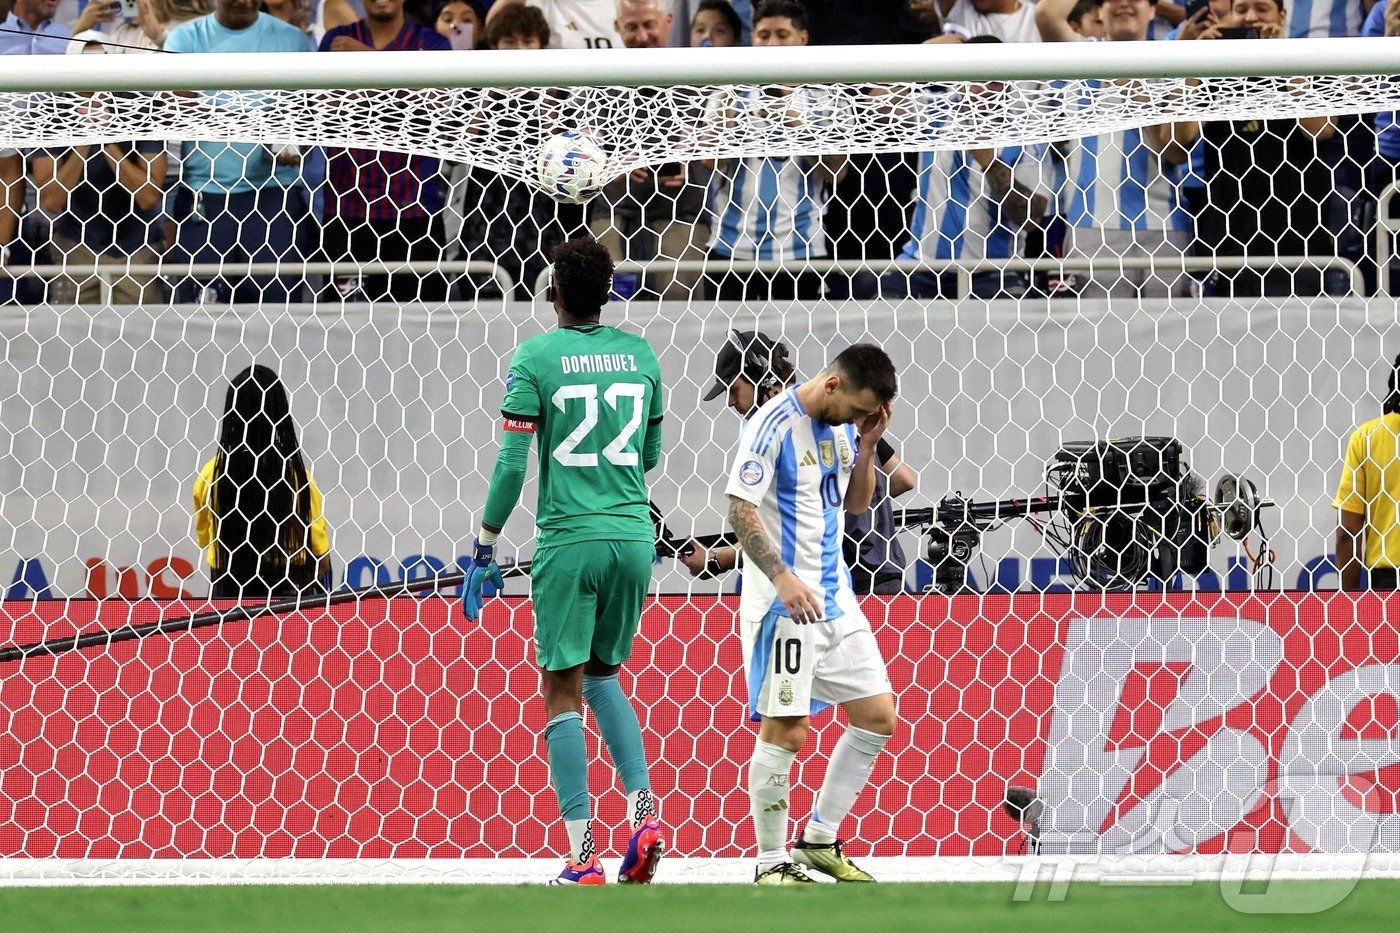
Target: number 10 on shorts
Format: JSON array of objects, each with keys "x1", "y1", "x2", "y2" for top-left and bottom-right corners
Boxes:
[{"x1": 774, "y1": 637, "x2": 802, "y2": 675}]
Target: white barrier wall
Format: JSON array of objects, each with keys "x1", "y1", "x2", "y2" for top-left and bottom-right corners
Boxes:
[{"x1": 0, "y1": 297, "x2": 1385, "y2": 598}]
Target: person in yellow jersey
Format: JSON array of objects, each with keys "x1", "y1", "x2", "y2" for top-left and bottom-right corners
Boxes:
[
  {"x1": 1334, "y1": 353, "x2": 1400, "y2": 591},
  {"x1": 193, "y1": 365, "x2": 332, "y2": 599}
]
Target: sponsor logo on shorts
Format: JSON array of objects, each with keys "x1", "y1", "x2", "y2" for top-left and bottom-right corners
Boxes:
[
  {"x1": 740, "y1": 460, "x2": 765, "y2": 485},
  {"x1": 778, "y1": 679, "x2": 794, "y2": 705}
]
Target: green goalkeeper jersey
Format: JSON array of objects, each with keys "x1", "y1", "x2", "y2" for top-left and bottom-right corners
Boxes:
[{"x1": 500, "y1": 324, "x2": 664, "y2": 548}]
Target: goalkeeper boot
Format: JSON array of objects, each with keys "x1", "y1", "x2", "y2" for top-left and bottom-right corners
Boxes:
[
  {"x1": 618, "y1": 817, "x2": 666, "y2": 884},
  {"x1": 754, "y1": 862, "x2": 815, "y2": 885},
  {"x1": 792, "y1": 838, "x2": 875, "y2": 883},
  {"x1": 548, "y1": 854, "x2": 606, "y2": 886}
]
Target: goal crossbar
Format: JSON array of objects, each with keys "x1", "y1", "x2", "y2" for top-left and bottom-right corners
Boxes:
[{"x1": 0, "y1": 39, "x2": 1398, "y2": 92}]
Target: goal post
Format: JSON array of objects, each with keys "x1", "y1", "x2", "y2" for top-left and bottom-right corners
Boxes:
[{"x1": 1, "y1": 39, "x2": 1399, "y2": 882}]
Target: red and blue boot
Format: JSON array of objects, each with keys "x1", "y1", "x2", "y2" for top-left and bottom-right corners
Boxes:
[{"x1": 618, "y1": 817, "x2": 665, "y2": 884}]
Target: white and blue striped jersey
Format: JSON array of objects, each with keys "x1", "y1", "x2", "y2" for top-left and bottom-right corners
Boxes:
[
  {"x1": 900, "y1": 144, "x2": 1049, "y2": 263},
  {"x1": 707, "y1": 89, "x2": 836, "y2": 260},
  {"x1": 1288, "y1": 0, "x2": 1364, "y2": 38},
  {"x1": 725, "y1": 387, "x2": 862, "y2": 623},
  {"x1": 1064, "y1": 110, "x2": 1186, "y2": 232},
  {"x1": 708, "y1": 156, "x2": 831, "y2": 260},
  {"x1": 1144, "y1": 14, "x2": 1178, "y2": 41}
]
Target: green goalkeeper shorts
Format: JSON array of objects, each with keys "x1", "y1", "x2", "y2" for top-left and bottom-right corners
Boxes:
[{"x1": 529, "y1": 540, "x2": 654, "y2": 672}]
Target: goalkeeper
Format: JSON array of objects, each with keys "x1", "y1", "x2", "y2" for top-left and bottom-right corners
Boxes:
[{"x1": 463, "y1": 236, "x2": 666, "y2": 886}]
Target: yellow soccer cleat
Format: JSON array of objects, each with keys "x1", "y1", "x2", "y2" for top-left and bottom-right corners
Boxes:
[
  {"x1": 791, "y1": 839, "x2": 875, "y2": 883},
  {"x1": 754, "y1": 862, "x2": 816, "y2": 885}
]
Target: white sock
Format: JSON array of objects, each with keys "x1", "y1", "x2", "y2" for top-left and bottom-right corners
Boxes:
[
  {"x1": 749, "y1": 740, "x2": 798, "y2": 870},
  {"x1": 565, "y1": 819, "x2": 595, "y2": 864},
  {"x1": 627, "y1": 788, "x2": 658, "y2": 827},
  {"x1": 803, "y1": 726, "x2": 891, "y2": 845}
]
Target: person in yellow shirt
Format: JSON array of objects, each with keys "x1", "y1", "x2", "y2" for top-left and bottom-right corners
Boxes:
[
  {"x1": 1335, "y1": 354, "x2": 1400, "y2": 591},
  {"x1": 193, "y1": 364, "x2": 331, "y2": 599}
]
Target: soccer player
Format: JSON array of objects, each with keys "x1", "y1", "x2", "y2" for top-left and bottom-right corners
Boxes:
[
  {"x1": 682, "y1": 331, "x2": 917, "y2": 594},
  {"x1": 462, "y1": 236, "x2": 666, "y2": 886},
  {"x1": 726, "y1": 344, "x2": 900, "y2": 884}
]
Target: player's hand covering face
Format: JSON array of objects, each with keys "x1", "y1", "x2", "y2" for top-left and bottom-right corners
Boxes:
[
  {"x1": 859, "y1": 402, "x2": 892, "y2": 441},
  {"x1": 818, "y1": 377, "x2": 887, "y2": 427}
]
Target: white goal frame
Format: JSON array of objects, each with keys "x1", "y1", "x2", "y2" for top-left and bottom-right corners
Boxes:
[{"x1": 0, "y1": 38, "x2": 1397, "y2": 92}]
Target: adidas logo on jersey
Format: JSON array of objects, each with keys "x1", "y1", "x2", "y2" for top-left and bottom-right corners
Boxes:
[{"x1": 799, "y1": 451, "x2": 817, "y2": 467}]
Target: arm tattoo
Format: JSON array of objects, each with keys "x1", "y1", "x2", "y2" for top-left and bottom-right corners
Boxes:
[{"x1": 728, "y1": 496, "x2": 788, "y2": 582}]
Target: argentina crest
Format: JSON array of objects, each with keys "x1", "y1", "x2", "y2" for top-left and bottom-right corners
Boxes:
[{"x1": 819, "y1": 439, "x2": 835, "y2": 469}]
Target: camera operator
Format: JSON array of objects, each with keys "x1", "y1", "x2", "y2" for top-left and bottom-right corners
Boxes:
[{"x1": 1171, "y1": 0, "x2": 1335, "y2": 298}]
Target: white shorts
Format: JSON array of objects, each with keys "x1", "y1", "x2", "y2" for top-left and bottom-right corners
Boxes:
[{"x1": 742, "y1": 607, "x2": 892, "y2": 722}]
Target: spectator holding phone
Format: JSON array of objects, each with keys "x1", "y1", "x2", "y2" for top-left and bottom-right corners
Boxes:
[
  {"x1": 4, "y1": 0, "x2": 125, "y2": 50},
  {"x1": 1171, "y1": 0, "x2": 1334, "y2": 297},
  {"x1": 1169, "y1": 0, "x2": 1230, "y2": 38},
  {"x1": 134, "y1": 0, "x2": 215, "y2": 46},
  {"x1": 1189, "y1": 0, "x2": 1286, "y2": 37},
  {"x1": 433, "y1": 0, "x2": 482, "y2": 45},
  {"x1": 96, "y1": 0, "x2": 162, "y2": 50},
  {"x1": 587, "y1": 0, "x2": 712, "y2": 300}
]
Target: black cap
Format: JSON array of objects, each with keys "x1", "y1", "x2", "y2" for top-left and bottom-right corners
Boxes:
[{"x1": 704, "y1": 330, "x2": 777, "y2": 401}]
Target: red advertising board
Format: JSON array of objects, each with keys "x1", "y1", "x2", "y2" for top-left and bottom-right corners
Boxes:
[{"x1": 0, "y1": 594, "x2": 1396, "y2": 859}]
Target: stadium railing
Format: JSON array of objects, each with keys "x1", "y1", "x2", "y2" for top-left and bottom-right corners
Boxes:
[
  {"x1": 530, "y1": 256, "x2": 1366, "y2": 300},
  {"x1": 2, "y1": 262, "x2": 518, "y2": 307}
]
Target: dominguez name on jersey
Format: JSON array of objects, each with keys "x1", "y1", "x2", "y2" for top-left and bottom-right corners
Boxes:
[{"x1": 559, "y1": 353, "x2": 640, "y2": 375}]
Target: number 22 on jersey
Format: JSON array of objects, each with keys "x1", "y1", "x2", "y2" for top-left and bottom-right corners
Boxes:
[{"x1": 551, "y1": 382, "x2": 646, "y2": 467}]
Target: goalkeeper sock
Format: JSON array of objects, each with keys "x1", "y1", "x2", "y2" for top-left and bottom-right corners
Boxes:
[
  {"x1": 544, "y1": 711, "x2": 593, "y2": 863},
  {"x1": 626, "y1": 788, "x2": 658, "y2": 827},
  {"x1": 802, "y1": 726, "x2": 891, "y2": 845},
  {"x1": 582, "y1": 673, "x2": 655, "y2": 824},
  {"x1": 749, "y1": 740, "x2": 798, "y2": 870}
]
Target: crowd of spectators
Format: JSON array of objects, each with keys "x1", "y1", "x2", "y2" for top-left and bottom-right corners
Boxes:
[{"x1": 0, "y1": 0, "x2": 1393, "y2": 304}]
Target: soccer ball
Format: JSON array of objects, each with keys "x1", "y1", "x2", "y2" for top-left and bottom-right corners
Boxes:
[{"x1": 537, "y1": 131, "x2": 610, "y2": 205}]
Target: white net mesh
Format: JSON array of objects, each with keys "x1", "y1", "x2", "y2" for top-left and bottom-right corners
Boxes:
[
  {"x1": 1, "y1": 45, "x2": 1400, "y2": 879},
  {"x1": 2, "y1": 76, "x2": 1398, "y2": 178}
]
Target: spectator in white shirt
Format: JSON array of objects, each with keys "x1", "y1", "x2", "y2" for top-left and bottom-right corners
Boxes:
[{"x1": 486, "y1": 0, "x2": 624, "y2": 47}]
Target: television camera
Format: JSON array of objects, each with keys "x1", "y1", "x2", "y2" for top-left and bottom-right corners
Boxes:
[{"x1": 898, "y1": 437, "x2": 1274, "y2": 593}]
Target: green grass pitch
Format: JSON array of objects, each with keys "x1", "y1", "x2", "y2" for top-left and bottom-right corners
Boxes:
[{"x1": 4, "y1": 880, "x2": 1397, "y2": 932}]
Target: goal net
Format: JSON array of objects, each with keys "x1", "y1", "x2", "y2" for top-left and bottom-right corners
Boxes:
[{"x1": 1, "y1": 40, "x2": 1399, "y2": 882}]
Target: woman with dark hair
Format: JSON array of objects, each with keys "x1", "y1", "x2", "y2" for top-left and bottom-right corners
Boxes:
[{"x1": 193, "y1": 365, "x2": 331, "y2": 599}]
